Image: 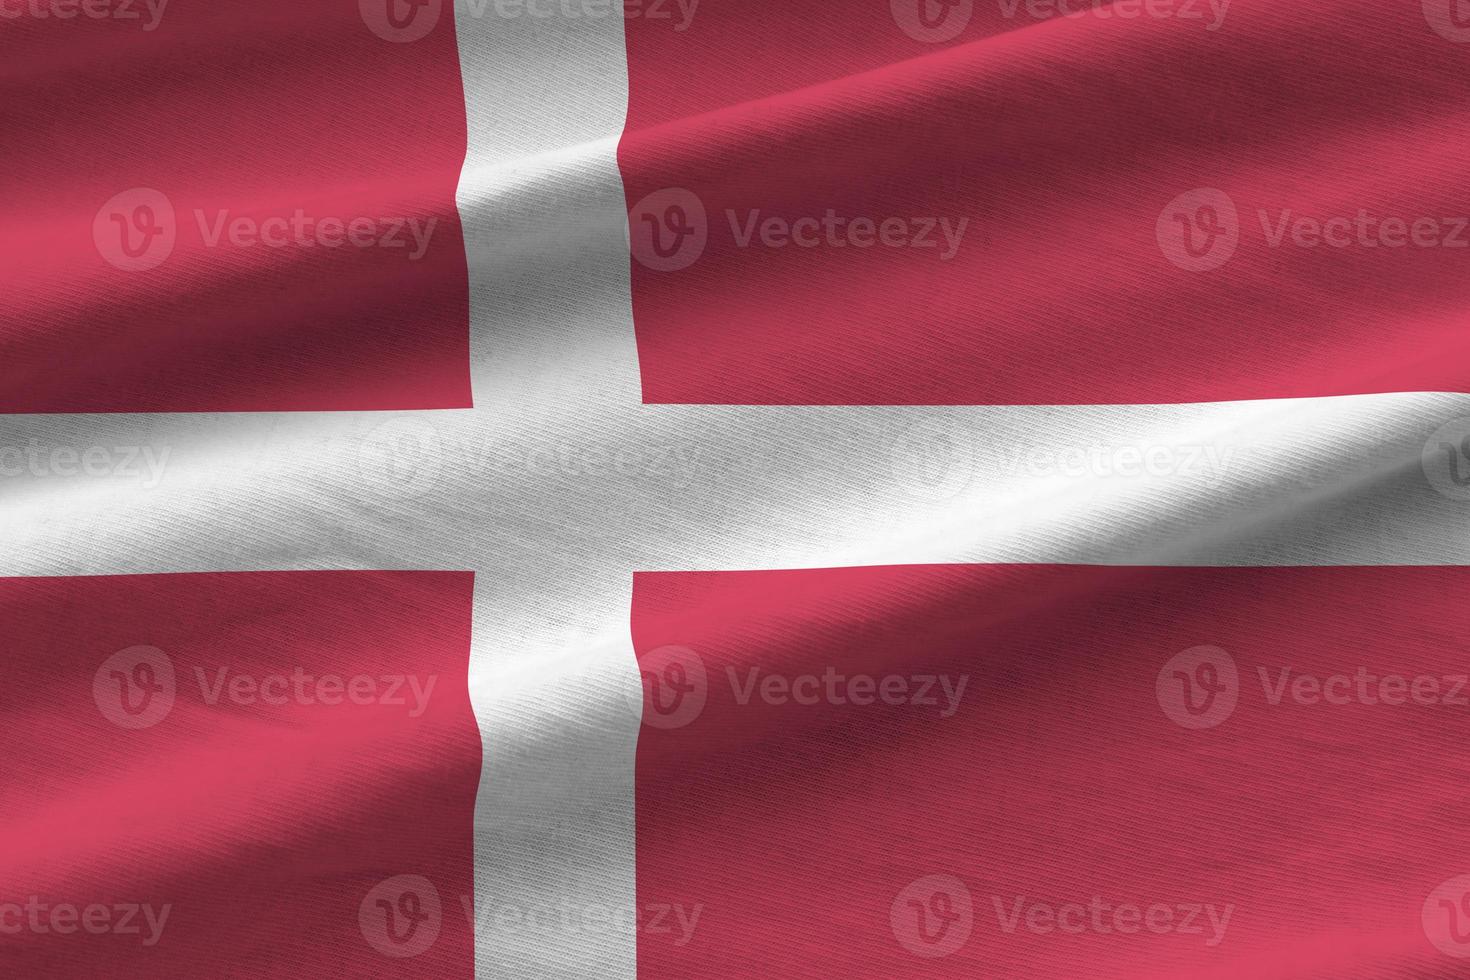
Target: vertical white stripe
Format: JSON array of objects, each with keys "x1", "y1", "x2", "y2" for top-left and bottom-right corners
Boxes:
[{"x1": 453, "y1": 1, "x2": 643, "y2": 976}]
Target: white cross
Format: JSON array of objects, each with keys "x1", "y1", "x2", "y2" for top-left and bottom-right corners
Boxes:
[{"x1": 1, "y1": 8, "x2": 1464, "y2": 979}]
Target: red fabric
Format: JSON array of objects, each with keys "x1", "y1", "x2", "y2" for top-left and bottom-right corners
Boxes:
[
  {"x1": 622, "y1": 0, "x2": 1470, "y2": 404},
  {"x1": 0, "y1": 572, "x2": 478, "y2": 978},
  {"x1": 0, "y1": 4, "x2": 470, "y2": 412},
  {"x1": 634, "y1": 565, "x2": 1470, "y2": 976}
]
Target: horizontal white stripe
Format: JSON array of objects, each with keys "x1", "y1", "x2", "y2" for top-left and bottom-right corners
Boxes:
[{"x1": 0, "y1": 394, "x2": 1464, "y2": 578}]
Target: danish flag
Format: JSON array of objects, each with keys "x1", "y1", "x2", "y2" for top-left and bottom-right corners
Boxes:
[{"x1": 6, "y1": 0, "x2": 1470, "y2": 976}]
